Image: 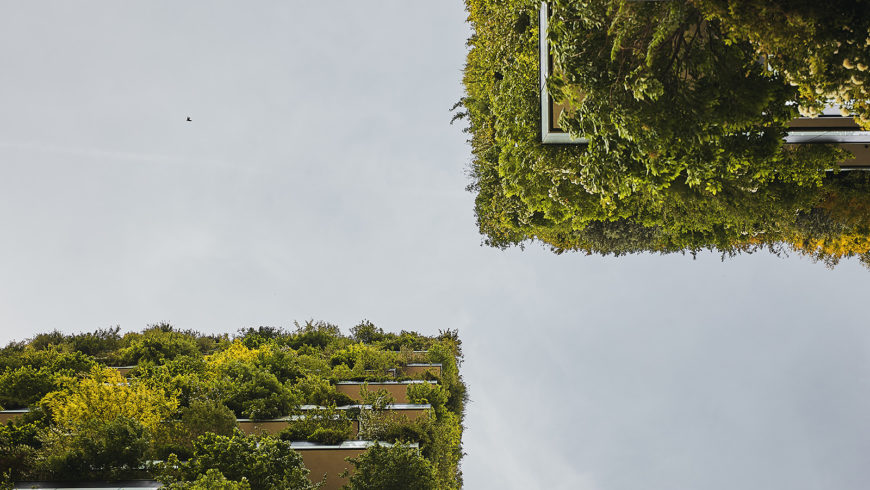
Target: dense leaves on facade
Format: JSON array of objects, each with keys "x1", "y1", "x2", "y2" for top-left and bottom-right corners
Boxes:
[
  {"x1": 0, "y1": 321, "x2": 466, "y2": 489},
  {"x1": 157, "y1": 431, "x2": 316, "y2": 490},
  {"x1": 342, "y1": 443, "x2": 438, "y2": 490},
  {"x1": 690, "y1": 0, "x2": 870, "y2": 126},
  {"x1": 459, "y1": 0, "x2": 870, "y2": 267}
]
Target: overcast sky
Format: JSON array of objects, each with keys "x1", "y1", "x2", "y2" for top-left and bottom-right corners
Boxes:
[{"x1": 1, "y1": 2, "x2": 869, "y2": 489}]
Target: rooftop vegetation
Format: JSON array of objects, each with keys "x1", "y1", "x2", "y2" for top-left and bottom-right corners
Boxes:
[
  {"x1": 0, "y1": 321, "x2": 466, "y2": 489},
  {"x1": 458, "y1": 0, "x2": 870, "y2": 268}
]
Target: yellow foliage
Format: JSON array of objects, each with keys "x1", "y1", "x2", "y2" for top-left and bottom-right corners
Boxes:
[
  {"x1": 205, "y1": 340, "x2": 268, "y2": 372},
  {"x1": 790, "y1": 233, "x2": 870, "y2": 259},
  {"x1": 43, "y1": 365, "x2": 178, "y2": 432}
]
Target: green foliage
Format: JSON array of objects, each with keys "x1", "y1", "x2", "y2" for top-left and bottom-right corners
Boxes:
[
  {"x1": 119, "y1": 328, "x2": 201, "y2": 365},
  {"x1": 548, "y1": 0, "x2": 823, "y2": 195},
  {"x1": 28, "y1": 331, "x2": 67, "y2": 351},
  {"x1": 278, "y1": 407, "x2": 354, "y2": 445},
  {"x1": 181, "y1": 399, "x2": 238, "y2": 438},
  {"x1": 237, "y1": 326, "x2": 290, "y2": 349},
  {"x1": 294, "y1": 374, "x2": 355, "y2": 406},
  {"x1": 460, "y1": 0, "x2": 870, "y2": 267},
  {"x1": 258, "y1": 348, "x2": 305, "y2": 383},
  {"x1": 427, "y1": 340, "x2": 467, "y2": 417},
  {"x1": 0, "y1": 423, "x2": 40, "y2": 480},
  {"x1": 360, "y1": 415, "x2": 427, "y2": 446},
  {"x1": 158, "y1": 430, "x2": 316, "y2": 490},
  {"x1": 691, "y1": 0, "x2": 870, "y2": 127},
  {"x1": 0, "y1": 346, "x2": 96, "y2": 374},
  {"x1": 0, "y1": 471, "x2": 12, "y2": 490},
  {"x1": 329, "y1": 344, "x2": 401, "y2": 378},
  {"x1": 69, "y1": 327, "x2": 123, "y2": 358},
  {"x1": 1, "y1": 322, "x2": 465, "y2": 488},
  {"x1": 164, "y1": 468, "x2": 252, "y2": 490},
  {"x1": 151, "y1": 399, "x2": 236, "y2": 461},
  {"x1": 417, "y1": 411, "x2": 464, "y2": 490},
  {"x1": 377, "y1": 331, "x2": 432, "y2": 352},
  {"x1": 356, "y1": 406, "x2": 462, "y2": 489},
  {"x1": 287, "y1": 321, "x2": 343, "y2": 350},
  {"x1": 0, "y1": 366, "x2": 59, "y2": 409},
  {"x1": 218, "y1": 363, "x2": 299, "y2": 419},
  {"x1": 43, "y1": 365, "x2": 179, "y2": 434},
  {"x1": 407, "y1": 383, "x2": 449, "y2": 419},
  {"x1": 349, "y1": 321, "x2": 385, "y2": 344},
  {"x1": 33, "y1": 416, "x2": 150, "y2": 481},
  {"x1": 359, "y1": 387, "x2": 395, "y2": 408},
  {"x1": 135, "y1": 356, "x2": 209, "y2": 409},
  {"x1": 343, "y1": 443, "x2": 437, "y2": 490}
]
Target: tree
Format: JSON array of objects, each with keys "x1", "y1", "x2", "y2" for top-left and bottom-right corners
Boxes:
[
  {"x1": 342, "y1": 443, "x2": 437, "y2": 490},
  {"x1": 33, "y1": 416, "x2": 150, "y2": 481},
  {"x1": 349, "y1": 321, "x2": 385, "y2": 344},
  {"x1": 288, "y1": 321, "x2": 343, "y2": 350},
  {"x1": 30, "y1": 366, "x2": 178, "y2": 479},
  {"x1": 216, "y1": 361, "x2": 299, "y2": 419},
  {"x1": 42, "y1": 365, "x2": 178, "y2": 433},
  {"x1": 150, "y1": 398, "x2": 239, "y2": 459},
  {"x1": 0, "y1": 422, "x2": 39, "y2": 481},
  {"x1": 164, "y1": 468, "x2": 252, "y2": 490},
  {"x1": 0, "y1": 346, "x2": 96, "y2": 374},
  {"x1": 158, "y1": 430, "x2": 316, "y2": 490},
  {"x1": 119, "y1": 328, "x2": 201, "y2": 365},
  {"x1": 180, "y1": 399, "x2": 238, "y2": 440},
  {"x1": 278, "y1": 406, "x2": 354, "y2": 445},
  {"x1": 691, "y1": 0, "x2": 870, "y2": 127},
  {"x1": 69, "y1": 327, "x2": 123, "y2": 358},
  {"x1": 0, "y1": 366, "x2": 59, "y2": 409}
]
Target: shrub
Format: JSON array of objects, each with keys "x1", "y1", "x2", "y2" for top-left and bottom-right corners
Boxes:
[
  {"x1": 287, "y1": 321, "x2": 342, "y2": 350},
  {"x1": 357, "y1": 412, "x2": 426, "y2": 445},
  {"x1": 0, "y1": 423, "x2": 39, "y2": 480},
  {"x1": 407, "y1": 383, "x2": 449, "y2": 419},
  {"x1": 69, "y1": 327, "x2": 123, "y2": 358},
  {"x1": 329, "y1": 344, "x2": 399, "y2": 378},
  {"x1": 164, "y1": 468, "x2": 251, "y2": 490},
  {"x1": 343, "y1": 443, "x2": 437, "y2": 490},
  {"x1": 0, "y1": 347, "x2": 96, "y2": 374},
  {"x1": 236, "y1": 326, "x2": 289, "y2": 349},
  {"x1": 0, "y1": 366, "x2": 59, "y2": 409},
  {"x1": 28, "y1": 331, "x2": 67, "y2": 351},
  {"x1": 278, "y1": 407, "x2": 354, "y2": 444},
  {"x1": 378, "y1": 331, "x2": 430, "y2": 352},
  {"x1": 33, "y1": 416, "x2": 150, "y2": 481},
  {"x1": 158, "y1": 430, "x2": 315, "y2": 490},
  {"x1": 294, "y1": 374, "x2": 354, "y2": 406},
  {"x1": 219, "y1": 363, "x2": 299, "y2": 419},
  {"x1": 349, "y1": 321, "x2": 385, "y2": 344},
  {"x1": 42, "y1": 365, "x2": 178, "y2": 433},
  {"x1": 151, "y1": 398, "x2": 237, "y2": 461},
  {"x1": 118, "y1": 329, "x2": 200, "y2": 365},
  {"x1": 258, "y1": 348, "x2": 305, "y2": 384}
]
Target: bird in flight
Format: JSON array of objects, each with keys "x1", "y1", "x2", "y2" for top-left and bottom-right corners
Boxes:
[{"x1": 186, "y1": 117, "x2": 192, "y2": 122}]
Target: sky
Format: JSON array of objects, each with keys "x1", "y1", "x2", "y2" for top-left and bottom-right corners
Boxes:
[{"x1": 1, "y1": 2, "x2": 869, "y2": 489}]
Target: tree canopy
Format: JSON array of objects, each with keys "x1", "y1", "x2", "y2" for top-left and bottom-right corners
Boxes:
[
  {"x1": 691, "y1": 0, "x2": 870, "y2": 126},
  {"x1": 342, "y1": 443, "x2": 438, "y2": 490},
  {"x1": 459, "y1": 0, "x2": 870, "y2": 268}
]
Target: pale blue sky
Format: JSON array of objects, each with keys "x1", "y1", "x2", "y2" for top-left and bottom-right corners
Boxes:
[{"x1": 1, "y1": 2, "x2": 868, "y2": 489}]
